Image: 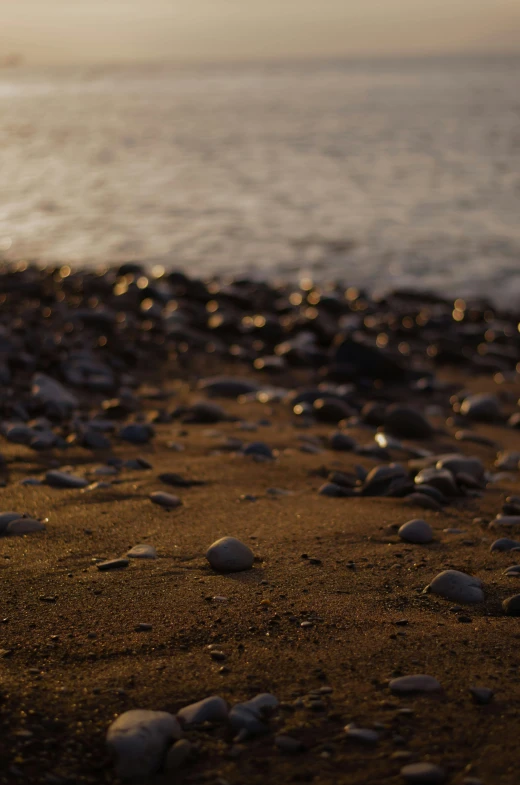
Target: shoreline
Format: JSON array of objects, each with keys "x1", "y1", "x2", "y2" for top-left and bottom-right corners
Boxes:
[{"x1": 0, "y1": 263, "x2": 519, "y2": 784}]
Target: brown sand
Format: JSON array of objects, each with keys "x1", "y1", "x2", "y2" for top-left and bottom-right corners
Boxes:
[{"x1": 1, "y1": 370, "x2": 520, "y2": 785}]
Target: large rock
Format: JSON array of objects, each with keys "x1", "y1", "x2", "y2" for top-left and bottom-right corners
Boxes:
[
  {"x1": 205, "y1": 537, "x2": 254, "y2": 572},
  {"x1": 106, "y1": 709, "x2": 182, "y2": 780},
  {"x1": 177, "y1": 696, "x2": 228, "y2": 726},
  {"x1": 426, "y1": 570, "x2": 484, "y2": 604}
]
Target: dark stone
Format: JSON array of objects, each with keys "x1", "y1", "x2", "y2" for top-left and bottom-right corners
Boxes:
[{"x1": 384, "y1": 405, "x2": 433, "y2": 440}]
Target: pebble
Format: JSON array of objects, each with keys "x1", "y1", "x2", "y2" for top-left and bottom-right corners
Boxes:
[
  {"x1": 329, "y1": 431, "x2": 357, "y2": 451},
  {"x1": 97, "y1": 559, "x2": 129, "y2": 571},
  {"x1": 149, "y1": 492, "x2": 182, "y2": 509},
  {"x1": 165, "y1": 739, "x2": 192, "y2": 772},
  {"x1": 242, "y1": 441, "x2": 274, "y2": 460},
  {"x1": 5, "y1": 518, "x2": 46, "y2": 536},
  {"x1": 177, "y1": 696, "x2": 228, "y2": 726},
  {"x1": 404, "y1": 493, "x2": 443, "y2": 511},
  {"x1": 459, "y1": 393, "x2": 501, "y2": 421},
  {"x1": 31, "y1": 373, "x2": 78, "y2": 416},
  {"x1": 274, "y1": 735, "x2": 305, "y2": 753},
  {"x1": 106, "y1": 709, "x2": 182, "y2": 780},
  {"x1": 469, "y1": 687, "x2": 494, "y2": 705},
  {"x1": 158, "y1": 472, "x2": 205, "y2": 487},
  {"x1": 46, "y1": 470, "x2": 88, "y2": 489},
  {"x1": 490, "y1": 538, "x2": 520, "y2": 552},
  {"x1": 426, "y1": 570, "x2": 484, "y2": 604},
  {"x1": 318, "y1": 482, "x2": 355, "y2": 498},
  {"x1": 504, "y1": 565, "x2": 520, "y2": 575},
  {"x1": 118, "y1": 423, "x2": 154, "y2": 444},
  {"x1": 398, "y1": 519, "x2": 434, "y2": 544},
  {"x1": 229, "y1": 693, "x2": 279, "y2": 736},
  {"x1": 414, "y1": 468, "x2": 458, "y2": 497},
  {"x1": 490, "y1": 515, "x2": 520, "y2": 528},
  {"x1": 198, "y1": 377, "x2": 260, "y2": 398},
  {"x1": 401, "y1": 762, "x2": 446, "y2": 783},
  {"x1": 205, "y1": 537, "x2": 254, "y2": 572},
  {"x1": 389, "y1": 675, "x2": 442, "y2": 694},
  {"x1": 0, "y1": 512, "x2": 25, "y2": 535},
  {"x1": 127, "y1": 544, "x2": 158, "y2": 559},
  {"x1": 344, "y1": 725, "x2": 379, "y2": 743},
  {"x1": 502, "y1": 594, "x2": 520, "y2": 616},
  {"x1": 384, "y1": 405, "x2": 433, "y2": 439}
]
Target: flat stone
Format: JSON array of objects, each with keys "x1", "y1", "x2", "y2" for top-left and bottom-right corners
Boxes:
[
  {"x1": 503, "y1": 594, "x2": 520, "y2": 616},
  {"x1": 344, "y1": 725, "x2": 379, "y2": 743},
  {"x1": 426, "y1": 570, "x2": 484, "y2": 604},
  {"x1": 46, "y1": 470, "x2": 88, "y2": 489},
  {"x1": 398, "y1": 519, "x2": 434, "y2": 544},
  {"x1": 5, "y1": 518, "x2": 46, "y2": 536},
  {"x1": 401, "y1": 762, "x2": 446, "y2": 783},
  {"x1": 436, "y1": 455, "x2": 484, "y2": 479},
  {"x1": 127, "y1": 544, "x2": 158, "y2": 559},
  {"x1": 177, "y1": 696, "x2": 228, "y2": 726},
  {"x1": 389, "y1": 675, "x2": 442, "y2": 694},
  {"x1": 97, "y1": 559, "x2": 129, "y2": 571},
  {"x1": 206, "y1": 536, "x2": 254, "y2": 572},
  {"x1": 149, "y1": 492, "x2": 182, "y2": 509},
  {"x1": 106, "y1": 709, "x2": 182, "y2": 780},
  {"x1": 490, "y1": 538, "x2": 520, "y2": 552},
  {"x1": 491, "y1": 516, "x2": 520, "y2": 528}
]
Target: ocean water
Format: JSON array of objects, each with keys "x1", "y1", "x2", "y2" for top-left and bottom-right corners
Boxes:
[{"x1": 1, "y1": 56, "x2": 519, "y2": 302}]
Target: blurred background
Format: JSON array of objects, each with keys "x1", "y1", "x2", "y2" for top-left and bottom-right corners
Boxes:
[{"x1": 1, "y1": 1, "x2": 519, "y2": 300}]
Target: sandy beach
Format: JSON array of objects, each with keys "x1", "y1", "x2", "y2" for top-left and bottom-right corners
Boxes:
[{"x1": 0, "y1": 265, "x2": 519, "y2": 785}]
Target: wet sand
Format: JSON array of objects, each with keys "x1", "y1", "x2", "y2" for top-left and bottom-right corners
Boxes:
[{"x1": 0, "y1": 265, "x2": 519, "y2": 784}]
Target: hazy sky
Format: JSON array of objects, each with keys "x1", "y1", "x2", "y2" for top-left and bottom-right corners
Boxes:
[{"x1": 2, "y1": 0, "x2": 520, "y2": 65}]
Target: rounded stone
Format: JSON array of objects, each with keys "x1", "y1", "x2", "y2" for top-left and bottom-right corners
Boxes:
[
  {"x1": 389, "y1": 675, "x2": 442, "y2": 695},
  {"x1": 205, "y1": 537, "x2": 254, "y2": 572},
  {"x1": 401, "y1": 762, "x2": 445, "y2": 783},
  {"x1": 490, "y1": 538, "x2": 520, "y2": 552},
  {"x1": 106, "y1": 709, "x2": 182, "y2": 780},
  {"x1": 5, "y1": 518, "x2": 46, "y2": 536},
  {"x1": 149, "y1": 492, "x2": 182, "y2": 509},
  {"x1": 398, "y1": 519, "x2": 434, "y2": 544},
  {"x1": 329, "y1": 431, "x2": 357, "y2": 451},
  {"x1": 0, "y1": 512, "x2": 25, "y2": 535},
  {"x1": 165, "y1": 739, "x2": 192, "y2": 772},
  {"x1": 384, "y1": 405, "x2": 433, "y2": 439},
  {"x1": 459, "y1": 393, "x2": 501, "y2": 421},
  {"x1": 502, "y1": 594, "x2": 520, "y2": 616},
  {"x1": 127, "y1": 544, "x2": 158, "y2": 559},
  {"x1": 426, "y1": 570, "x2": 484, "y2": 604},
  {"x1": 177, "y1": 696, "x2": 228, "y2": 726},
  {"x1": 46, "y1": 470, "x2": 88, "y2": 489}
]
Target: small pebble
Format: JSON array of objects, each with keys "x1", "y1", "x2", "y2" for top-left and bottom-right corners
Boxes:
[
  {"x1": 149, "y1": 492, "x2": 182, "y2": 509},
  {"x1": 401, "y1": 762, "x2": 446, "y2": 784},
  {"x1": 389, "y1": 675, "x2": 442, "y2": 694},
  {"x1": 205, "y1": 537, "x2": 254, "y2": 572},
  {"x1": 398, "y1": 519, "x2": 434, "y2": 544}
]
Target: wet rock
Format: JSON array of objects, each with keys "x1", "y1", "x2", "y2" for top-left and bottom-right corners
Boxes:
[
  {"x1": 329, "y1": 431, "x2": 357, "y2": 451},
  {"x1": 398, "y1": 519, "x2": 434, "y2": 544},
  {"x1": 384, "y1": 406, "x2": 433, "y2": 440},
  {"x1": 490, "y1": 538, "x2": 520, "y2": 552},
  {"x1": 229, "y1": 693, "x2": 279, "y2": 736},
  {"x1": 389, "y1": 675, "x2": 442, "y2": 694},
  {"x1": 119, "y1": 423, "x2": 155, "y2": 444},
  {"x1": 177, "y1": 696, "x2": 228, "y2": 726},
  {"x1": 426, "y1": 570, "x2": 484, "y2": 604},
  {"x1": 206, "y1": 537, "x2": 254, "y2": 572},
  {"x1": 503, "y1": 594, "x2": 520, "y2": 616},
  {"x1": 46, "y1": 470, "x2": 88, "y2": 489},
  {"x1": 150, "y1": 492, "x2": 182, "y2": 509},
  {"x1": 106, "y1": 709, "x2": 182, "y2": 780},
  {"x1": 459, "y1": 393, "x2": 501, "y2": 421},
  {"x1": 401, "y1": 762, "x2": 445, "y2": 783},
  {"x1": 127, "y1": 544, "x2": 158, "y2": 559},
  {"x1": 97, "y1": 559, "x2": 129, "y2": 571}
]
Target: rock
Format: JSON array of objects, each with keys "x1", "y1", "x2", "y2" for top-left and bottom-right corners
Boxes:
[
  {"x1": 495, "y1": 451, "x2": 520, "y2": 471},
  {"x1": 389, "y1": 675, "x2": 442, "y2": 695},
  {"x1": 177, "y1": 696, "x2": 228, "y2": 726},
  {"x1": 5, "y1": 518, "x2": 45, "y2": 536},
  {"x1": 106, "y1": 709, "x2": 182, "y2": 780},
  {"x1": 398, "y1": 519, "x2": 434, "y2": 544},
  {"x1": 158, "y1": 473, "x2": 205, "y2": 488},
  {"x1": 149, "y1": 492, "x2": 182, "y2": 509},
  {"x1": 344, "y1": 725, "x2": 379, "y2": 743},
  {"x1": 229, "y1": 693, "x2": 278, "y2": 736},
  {"x1": 459, "y1": 393, "x2": 501, "y2": 421},
  {"x1": 313, "y1": 398, "x2": 354, "y2": 424},
  {"x1": 274, "y1": 735, "x2": 305, "y2": 753},
  {"x1": 414, "y1": 468, "x2": 458, "y2": 497},
  {"x1": 97, "y1": 559, "x2": 129, "y2": 571},
  {"x1": 165, "y1": 739, "x2": 192, "y2": 772},
  {"x1": 198, "y1": 377, "x2": 260, "y2": 398},
  {"x1": 333, "y1": 337, "x2": 406, "y2": 381},
  {"x1": 3, "y1": 423, "x2": 34, "y2": 444},
  {"x1": 404, "y1": 493, "x2": 443, "y2": 511},
  {"x1": 426, "y1": 570, "x2": 484, "y2": 604},
  {"x1": 180, "y1": 401, "x2": 229, "y2": 424},
  {"x1": 31, "y1": 373, "x2": 78, "y2": 417},
  {"x1": 503, "y1": 594, "x2": 520, "y2": 616},
  {"x1": 504, "y1": 565, "x2": 520, "y2": 575},
  {"x1": 119, "y1": 423, "x2": 154, "y2": 444},
  {"x1": 490, "y1": 516, "x2": 520, "y2": 528},
  {"x1": 127, "y1": 544, "x2": 158, "y2": 559},
  {"x1": 362, "y1": 464, "x2": 408, "y2": 496},
  {"x1": 436, "y1": 455, "x2": 484, "y2": 479},
  {"x1": 242, "y1": 442, "x2": 274, "y2": 460},
  {"x1": 508, "y1": 412, "x2": 520, "y2": 428},
  {"x1": 318, "y1": 482, "x2": 356, "y2": 498},
  {"x1": 384, "y1": 405, "x2": 433, "y2": 439},
  {"x1": 329, "y1": 431, "x2": 357, "y2": 451},
  {"x1": 490, "y1": 538, "x2": 520, "y2": 552},
  {"x1": 401, "y1": 762, "x2": 446, "y2": 783},
  {"x1": 0, "y1": 512, "x2": 25, "y2": 535},
  {"x1": 206, "y1": 537, "x2": 254, "y2": 572},
  {"x1": 46, "y1": 470, "x2": 88, "y2": 489},
  {"x1": 469, "y1": 687, "x2": 494, "y2": 705}
]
